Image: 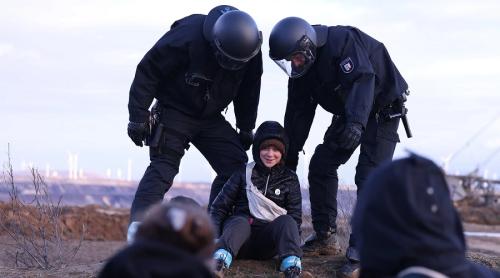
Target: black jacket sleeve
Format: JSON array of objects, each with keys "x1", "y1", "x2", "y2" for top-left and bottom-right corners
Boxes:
[
  {"x1": 209, "y1": 170, "x2": 244, "y2": 237},
  {"x1": 283, "y1": 77, "x2": 318, "y2": 170},
  {"x1": 128, "y1": 40, "x2": 185, "y2": 122},
  {"x1": 233, "y1": 51, "x2": 263, "y2": 131},
  {"x1": 285, "y1": 173, "x2": 302, "y2": 233},
  {"x1": 338, "y1": 33, "x2": 376, "y2": 128}
]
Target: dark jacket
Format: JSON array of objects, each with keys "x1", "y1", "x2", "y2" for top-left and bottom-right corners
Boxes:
[
  {"x1": 128, "y1": 14, "x2": 262, "y2": 131},
  {"x1": 210, "y1": 121, "x2": 302, "y2": 234},
  {"x1": 352, "y1": 154, "x2": 499, "y2": 278},
  {"x1": 98, "y1": 239, "x2": 212, "y2": 278},
  {"x1": 284, "y1": 25, "x2": 408, "y2": 158}
]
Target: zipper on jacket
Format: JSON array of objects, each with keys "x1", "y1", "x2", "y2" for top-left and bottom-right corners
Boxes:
[{"x1": 263, "y1": 174, "x2": 270, "y2": 197}]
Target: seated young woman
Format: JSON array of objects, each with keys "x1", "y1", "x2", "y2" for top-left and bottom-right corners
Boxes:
[{"x1": 210, "y1": 121, "x2": 303, "y2": 278}]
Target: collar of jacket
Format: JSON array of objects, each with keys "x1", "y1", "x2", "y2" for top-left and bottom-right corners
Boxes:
[{"x1": 254, "y1": 160, "x2": 286, "y2": 176}]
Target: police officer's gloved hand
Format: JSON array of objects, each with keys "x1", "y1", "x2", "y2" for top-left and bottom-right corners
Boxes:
[
  {"x1": 338, "y1": 122, "x2": 363, "y2": 150},
  {"x1": 128, "y1": 121, "x2": 149, "y2": 147},
  {"x1": 238, "y1": 129, "x2": 254, "y2": 151},
  {"x1": 285, "y1": 151, "x2": 299, "y2": 172}
]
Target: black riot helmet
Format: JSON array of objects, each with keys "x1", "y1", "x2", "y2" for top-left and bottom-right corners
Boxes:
[
  {"x1": 269, "y1": 17, "x2": 317, "y2": 78},
  {"x1": 204, "y1": 7, "x2": 262, "y2": 70}
]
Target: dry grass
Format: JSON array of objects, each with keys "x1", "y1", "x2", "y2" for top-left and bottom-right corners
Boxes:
[{"x1": 0, "y1": 145, "x2": 84, "y2": 269}]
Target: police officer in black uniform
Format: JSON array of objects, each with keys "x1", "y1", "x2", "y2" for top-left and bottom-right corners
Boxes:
[
  {"x1": 269, "y1": 17, "x2": 409, "y2": 277},
  {"x1": 127, "y1": 6, "x2": 263, "y2": 230}
]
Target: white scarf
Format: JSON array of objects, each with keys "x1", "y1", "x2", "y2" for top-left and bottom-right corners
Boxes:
[{"x1": 246, "y1": 162, "x2": 287, "y2": 222}]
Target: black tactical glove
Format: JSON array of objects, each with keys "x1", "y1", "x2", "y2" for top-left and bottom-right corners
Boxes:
[
  {"x1": 338, "y1": 122, "x2": 363, "y2": 150},
  {"x1": 128, "y1": 121, "x2": 149, "y2": 147},
  {"x1": 238, "y1": 129, "x2": 254, "y2": 151}
]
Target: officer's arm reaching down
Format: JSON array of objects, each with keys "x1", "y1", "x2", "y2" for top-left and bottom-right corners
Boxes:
[
  {"x1": 127, "y1": 40, "x2": 185, "y2": 146},
  {"x1": 337, "y1": 33, "x2": 376, "y2": 149},
  {"x1": 128, "y1": 44, "x2": 184, "y2": 123},
  {"x1": 233, "y1": 51, "x2": 263, "y2": 150},
  {"x1": 233, "y1": 51, "x2": 263, "y2": 132},
  {"x1": 283, "y1": 78, "x2": 317, "y2": 171}
]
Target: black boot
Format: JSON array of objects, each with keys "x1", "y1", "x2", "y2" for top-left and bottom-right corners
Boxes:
[
  {"x1": 302, "y1": 228, "x2": 340, "y2": 256},
  {"x1": 338, "y1": 247, "x2": 360, "y2": 278}
]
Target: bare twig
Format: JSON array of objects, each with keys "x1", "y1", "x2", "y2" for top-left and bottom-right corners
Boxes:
[{"x1": 0, "y1": 145, "x2": 85, "y2": 269}]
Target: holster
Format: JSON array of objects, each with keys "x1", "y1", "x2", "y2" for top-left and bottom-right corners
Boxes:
[
  {"x1": 145, "y1": 100, "x2": 165, "y2": 148},
  {"x1": 376, "y1": 91, "x2": 412, "y2": 138}
]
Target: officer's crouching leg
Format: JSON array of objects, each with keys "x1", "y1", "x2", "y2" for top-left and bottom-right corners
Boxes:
[
  {"x1": 207, "y1": 146, "x2": 246, "y2": 208},
  {"x1": 308, "y1": 143, "x2": 341, "y2": 234},
  {"x1": 194, "y1": 117, "x2": 248, "y2": 207},
  {"x1": 130, "y1": 142, "x2": 186, "y2": 222},
  {"x1": 347, "y1": 116, "x2": 399, "y2": 250}
]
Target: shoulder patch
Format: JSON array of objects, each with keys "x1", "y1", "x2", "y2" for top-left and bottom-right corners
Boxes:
[{"x1": 340, "y1": 57, "x2": 354, "y2": 74}]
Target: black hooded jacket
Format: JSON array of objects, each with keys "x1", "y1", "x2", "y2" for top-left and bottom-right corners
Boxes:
[
  {"x1": 284, "y1": 25, "x2": 408, "y2": 159},
  {"x1": 209, "y1": 121, "x2": 302, "y2": 234},
  {"x1": 352, "y1": 154, "x2": 499, "y2": 278},
  {"x1": 128, "y1": 13, "x2": 262, "y2": 131}
]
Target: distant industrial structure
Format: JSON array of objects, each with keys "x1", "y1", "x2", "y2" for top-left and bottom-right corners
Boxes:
[{"x1": 444, "y1": 113, "x2": 500, "y2": 207}]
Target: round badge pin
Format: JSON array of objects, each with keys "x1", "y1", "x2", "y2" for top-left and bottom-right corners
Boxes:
[{"x1": 275, "y1": 189, "x2": 280, "y2": 195}]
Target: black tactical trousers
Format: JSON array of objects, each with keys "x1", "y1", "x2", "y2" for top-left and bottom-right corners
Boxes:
[
  {"x1": 308, "y1": 114, "x2": 399, "y2": 243},
  {"x1": 130, "y1": 108, "x2": 247, "y2": 222},
  {"x1": 216, "y1": 215, "x2": 303, "y2": 260}
]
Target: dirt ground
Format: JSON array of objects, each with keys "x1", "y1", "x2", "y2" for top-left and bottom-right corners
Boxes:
[
  {"x1": 455, "y1": 198, "x2": 500, "y2": 225},
  {"x1": 0, "y1": 234, "x2": 498, "y2": 278},
  {"x1": 0, "y1": 204, "x2": 499, "y2": 277}
]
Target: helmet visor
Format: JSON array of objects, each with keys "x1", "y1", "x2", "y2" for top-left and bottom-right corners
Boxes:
[
  {"x1": 273, "y1": 50, "x2": 314, "y2": 78},
  {"x1": 215, "y1": 50, "x2": 247, "y2": 70},
  {"x1": 213, "y1": 31, "x2": 262, "y2": 71}
]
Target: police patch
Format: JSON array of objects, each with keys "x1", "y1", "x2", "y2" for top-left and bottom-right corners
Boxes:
[{"x1": 340, "y1": 57, "x2": 354, "y2": 73}]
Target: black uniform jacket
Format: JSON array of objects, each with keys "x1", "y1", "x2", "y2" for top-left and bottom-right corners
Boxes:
[
  {"x1": 128, "y1": 14, "x2": 262, "y2": 131},
  {"x1": 284, "y1": 25, "x2": 408, "y2": 156},
  {"x1": 210, "y1": 122, "x2": 302, "y2": 235}
]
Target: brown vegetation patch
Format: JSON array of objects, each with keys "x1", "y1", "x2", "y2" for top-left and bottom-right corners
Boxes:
[{"x1": 0, "y1": 203, "x2": 128, "y2": 241}]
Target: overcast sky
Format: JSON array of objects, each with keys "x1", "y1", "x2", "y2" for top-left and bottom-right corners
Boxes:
[{"x1": 1, "y1": 0, "x2": 499, "y2": 185}]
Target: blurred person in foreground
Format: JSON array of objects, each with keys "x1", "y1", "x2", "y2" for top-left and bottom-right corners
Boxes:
[
  {"x1": 352, "y1": 154, "x2": 500, "y2": 278},
  {"x1": 99, "y1": 196, "x2": 215, "y2": 278},
  {"x1": 210, "y1": 121, "x2": 304, "y2": 278}
]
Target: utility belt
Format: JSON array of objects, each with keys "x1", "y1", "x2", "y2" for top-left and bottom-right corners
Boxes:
[
  {"x1": 145, "y1": 100, "x2": 191, "y2": 155},
  {"x1": 375, "y1": 89, "x2": 412, "y2": 138}
]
